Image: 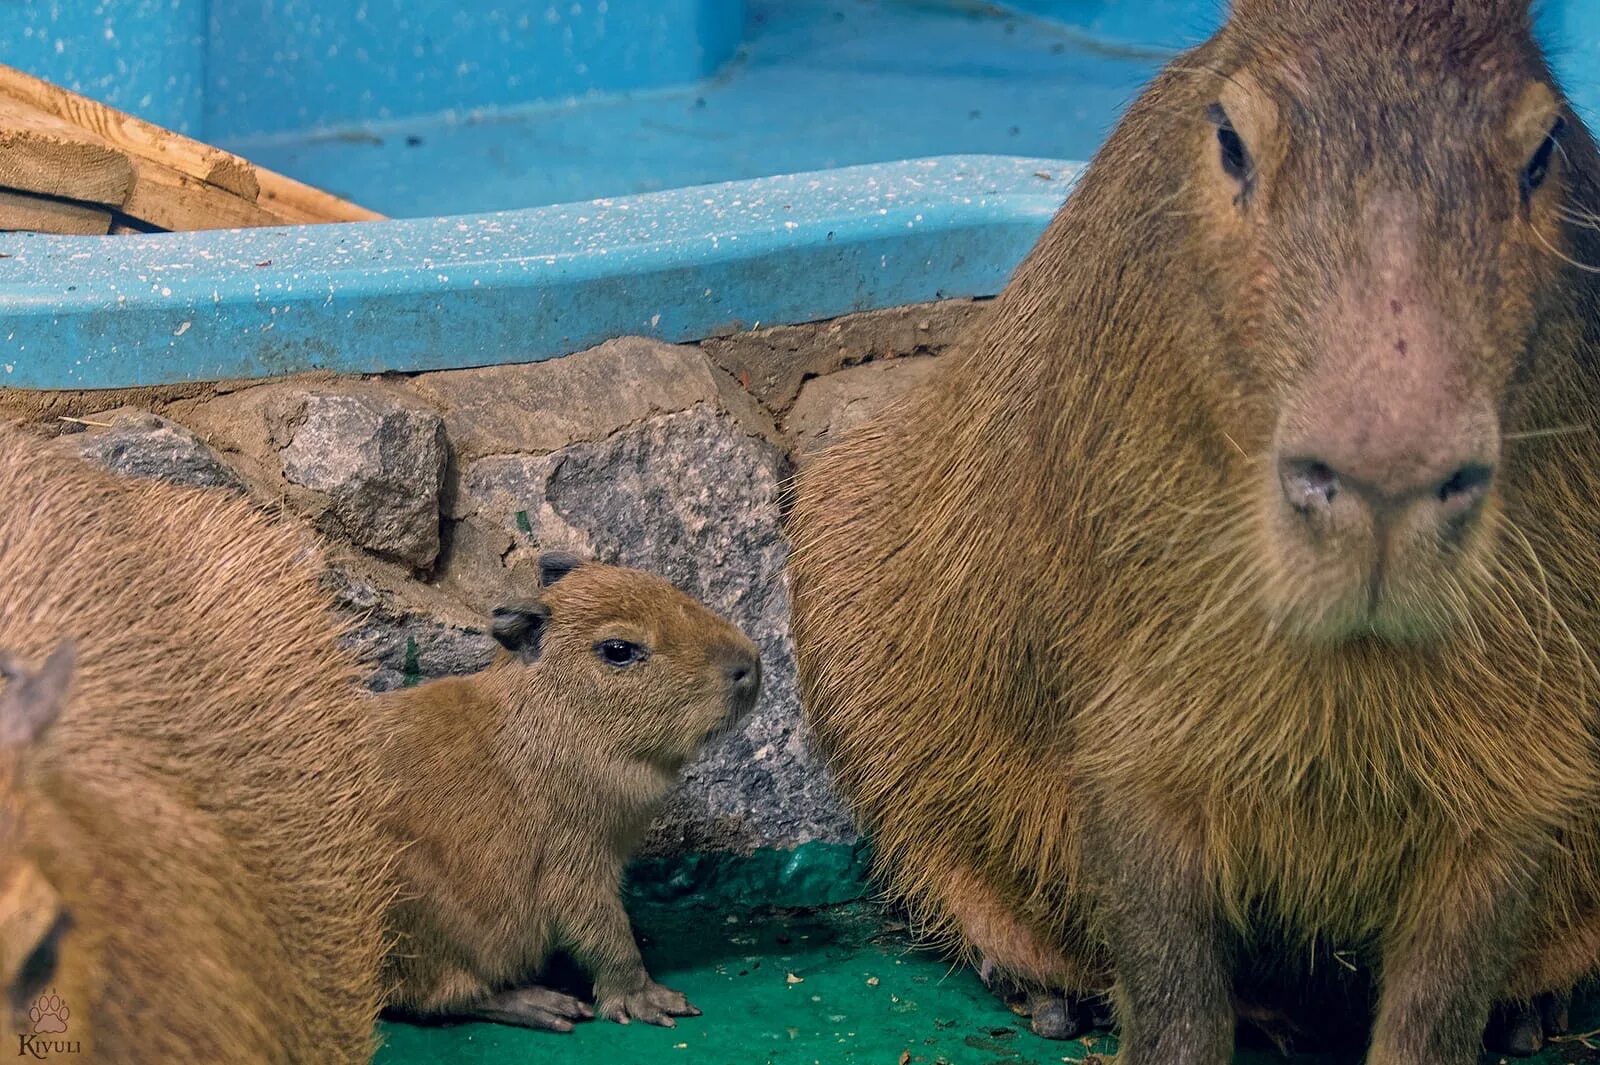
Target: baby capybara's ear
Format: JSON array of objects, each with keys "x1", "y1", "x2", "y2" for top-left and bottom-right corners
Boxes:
[
  {"x1": 491, "y1": 602, "x2": 551, "y2": 664},
  {"x1": 0, "y1": 640, "x2": 76, "y2": 748},
  {"x1": 537, "y1": 551, "x2": 586, "y2": 588}
]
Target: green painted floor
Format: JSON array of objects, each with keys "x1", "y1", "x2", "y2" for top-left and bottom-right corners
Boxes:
[{"x1": 373, "y1": 901, "x2": 1600, "y2": 1065}]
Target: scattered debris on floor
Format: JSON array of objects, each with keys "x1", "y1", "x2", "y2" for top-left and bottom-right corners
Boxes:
[
  {"x1": 372, "y1": 901, "x2": 1600, "y2": 1065},
  {"x1": 0, "y1": 64, "x2": 381, "y2": 234}
]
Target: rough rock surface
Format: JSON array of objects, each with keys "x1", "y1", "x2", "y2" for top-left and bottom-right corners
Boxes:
[
  {"x1": 70, "y1": 411, "x2": 247, "y2": 492},
  {"x1": 456, "y1": 404, "x2": 855, "y2": 852},
  {"x1": 278, "y1": 392, "x2": 448, "y2": 569},
  {"x1": 325, "y1": 567, "x2": 497, "y2": 693},
  {"x1": 413, "y1": 336, "x2": 776, "y2": 460},
  {"x1": 786, "y1": 356, "x2": 944, "y2": 454},
  {"x1": 703, "y1": 299, "x2": 982, "y2": 413}
]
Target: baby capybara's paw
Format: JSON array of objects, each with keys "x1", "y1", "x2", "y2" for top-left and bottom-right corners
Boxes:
[{"x1": 596, "y1": 975, "x2": 701, "y2": 1028}]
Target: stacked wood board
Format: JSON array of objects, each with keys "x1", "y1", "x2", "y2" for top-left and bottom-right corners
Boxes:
[{"x1": 0, "y1": 64, "x2": 382, "y2": 235}]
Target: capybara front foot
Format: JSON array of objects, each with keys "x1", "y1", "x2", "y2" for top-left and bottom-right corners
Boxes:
[
  {"x1": 979, "y1": 960, "x2": 1112, "y2": 1040},
  {"x1": 1025, "y1": 990, "x2": 1114, "y2": 1040},
  {"x1": 597, "y1": 976, "x2": 701, "y2": 1027},
  {"x1": 464, "y1": 986, "x2": 595, "y2": 1032},
  {"x1": 1485, "y1": 992, "x2": 1571, "y2": 1058}
]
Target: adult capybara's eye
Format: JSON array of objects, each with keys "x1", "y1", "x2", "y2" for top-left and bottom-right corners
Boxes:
[
  {"x1": 1208, "y1": 102, "x2": 1252, "y2": 184},
  {"x1": 594, "y1": 640, "x2": 649, "y2": 669},
  {"x1": 1522, "y1": 115, "x2": 1565, "y2": 200}
]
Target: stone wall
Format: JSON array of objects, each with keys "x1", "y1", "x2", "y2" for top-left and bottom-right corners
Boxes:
[{"x1": 17, "y1": 299, "x2": 985, "y2": 856}]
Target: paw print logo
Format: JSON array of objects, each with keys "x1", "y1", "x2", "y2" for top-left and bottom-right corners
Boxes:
[{"x1": 28, "y1": 992, "x2": 68, "y2": 1035}]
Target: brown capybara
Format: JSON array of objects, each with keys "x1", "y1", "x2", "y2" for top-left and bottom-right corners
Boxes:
[
  {"x1": 0, "y1": 418, "x2": 395, "y2": 1063},
  {"x1": 787, "y1": 2, "x2": 1600, "y2": 1062},
  {"x1": 378, "y1": 552, "x2": 761, "y2": 1030}
]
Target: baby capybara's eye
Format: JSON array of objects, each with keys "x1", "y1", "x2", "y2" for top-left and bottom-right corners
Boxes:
[{"x1": 595, "y1": 640, "x2": 649, "y2": 668}]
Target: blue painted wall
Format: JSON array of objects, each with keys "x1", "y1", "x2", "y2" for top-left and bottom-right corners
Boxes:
[
  {"x1": 203, "y1": 0, "x2": 749, "y2": 138},
  {"x1": 1002, "y1": 0, "x2": 1224, "y2": 51},
  {"x1": 0, "y1": 1, "x2": 207, "y2": 133},
  {"x1": 0, "y1": 0, "x2": 747, "y2": 139}
]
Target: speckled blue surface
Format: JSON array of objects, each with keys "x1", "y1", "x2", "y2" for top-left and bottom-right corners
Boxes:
[
  {"x1": 204, "y1": 0, "x2": 748, "y2": 138},
  {"x1": 0, "y1": 1, "x2": 207, "y2": 134},
  {"x1": 225, "y1": 0, "x2": 1173, "y2": 217},
  {"x1": 0, "y1": 156, "x2": 1077, "y2": 390}
]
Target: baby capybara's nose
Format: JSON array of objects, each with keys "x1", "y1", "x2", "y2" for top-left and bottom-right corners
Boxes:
[
  {"x1": 723, "y1": 643, "x2": 762, "y2": 710},
  {"x1": 1279, "y1": 453, "x2": 1494, "y2": 530}
]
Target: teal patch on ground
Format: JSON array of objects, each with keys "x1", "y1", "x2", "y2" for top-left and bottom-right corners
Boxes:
[
  {"x1": 373, "y1": 898, "x2": 1600, "y2": 1065},
  {"x1": 627, "y1": 841, "x2": 876, "y2": 911}
]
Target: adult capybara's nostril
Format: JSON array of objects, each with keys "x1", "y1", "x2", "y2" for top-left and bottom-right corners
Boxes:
[{"x1": 1278, "y1": 451, "x2": 1493, "y2": 533}]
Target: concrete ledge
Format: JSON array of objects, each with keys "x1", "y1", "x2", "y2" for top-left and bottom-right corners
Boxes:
[{"x1": 0, "y1": 155, "x2": 1078, "y2": 391}]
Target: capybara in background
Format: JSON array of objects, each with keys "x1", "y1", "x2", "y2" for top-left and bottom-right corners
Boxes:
[
  {"x1": 0, "y1": 419, "x2": 394, "y2": 1062},
  {"x1": 788, "y1": 1, "x2": 1600, "y2": 1062},
  {"x1": 379, "y1": 552, "x2": 761, "y2": 1031}
]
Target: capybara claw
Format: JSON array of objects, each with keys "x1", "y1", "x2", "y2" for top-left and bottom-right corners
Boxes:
[
  {"x1": 469, "y1": 985, "x2": 594, "y2": 1032},
  {"x1": 598, "y1": 980, "x2": 698, "y2": 1027},
  {"x1": 1028, "y1": 992, "x2": 1085, "y2": 1040}
]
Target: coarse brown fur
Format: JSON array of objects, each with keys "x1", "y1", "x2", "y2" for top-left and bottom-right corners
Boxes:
[
  {"x1": 788, "y1": 2, "x2": 1600, "y2": 1062},
  {"x1": 0, "y1": 419, "x2": 396, "y2": 1062},
  {"x1": 379, "y1": 555, "x2": 761, "y2": 1031}
]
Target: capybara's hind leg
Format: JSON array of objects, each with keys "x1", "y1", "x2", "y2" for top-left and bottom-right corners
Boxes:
[{"x1": 933, "y1": 857, "x2": 1110, "y2": 1040}]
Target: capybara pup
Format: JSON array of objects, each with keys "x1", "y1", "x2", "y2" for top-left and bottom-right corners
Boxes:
[
  {"x1": 788, "y1": 1, "x2": 1600, "y2": 1062},
  {"x1": 0, "y1": 419, "x2": 395, "y2": 1063},
  {"x1": 379, "y1": 552, "x2": 761, "y2": 1030}
]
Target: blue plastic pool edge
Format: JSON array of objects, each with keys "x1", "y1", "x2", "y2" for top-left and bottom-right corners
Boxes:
[{"x1": 0, "y1": 155, "x2": 1078, "y2": 391}]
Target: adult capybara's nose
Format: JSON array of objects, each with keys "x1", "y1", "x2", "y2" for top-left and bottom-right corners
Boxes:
[{"x1": 1278, "y1": 451, "x2": 1494, "y2": 531}]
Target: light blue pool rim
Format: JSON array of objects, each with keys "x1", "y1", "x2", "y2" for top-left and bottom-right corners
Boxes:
[{"x1": 0, "y1": 155, "x2": 1080, "y2": 392}]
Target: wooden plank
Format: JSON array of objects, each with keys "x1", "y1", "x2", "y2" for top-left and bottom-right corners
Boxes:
[
  {"x1": 0, "y1": 188, "x2": 112, "y2": 234},
  {"x1": 0, "y1": 96, "x2": 134, "y2": 205},
  {"x1": 0, "y1": 63, "x2": 259, "y2": 200},
  {"x1": 121, "y1": 160, "x2": 288, "y2": 231},
  {"x1": 255, "y1": 165, "x2": 385, "y2": 224}
]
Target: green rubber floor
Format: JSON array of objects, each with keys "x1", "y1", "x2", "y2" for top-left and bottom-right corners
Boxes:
[{"x1": 373, "y1": 901, "x2": 1600, "y2": 1065}]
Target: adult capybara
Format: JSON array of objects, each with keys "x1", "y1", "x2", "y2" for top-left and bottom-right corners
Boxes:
[
  {"x1": 787, "y1": 2, "x2": 1600, "y2": 1062},
  {"x1": 0, "y1": 419, "x2": 395, "y2": 1063},
  {"x1": 378, "y1": 553, "x2": 761, "y2": 1030}
]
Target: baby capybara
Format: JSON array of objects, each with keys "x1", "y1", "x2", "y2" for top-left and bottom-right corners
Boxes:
[
  {"x1": 788, "y1": 2, "x2": 1600, "y2": 1062},
  {"x1": 0, "y1": 419, "x2": 394, "y2": 1062},
  {"x1": 378, "y1": 553, "x2": 761, "y2": 1030}
]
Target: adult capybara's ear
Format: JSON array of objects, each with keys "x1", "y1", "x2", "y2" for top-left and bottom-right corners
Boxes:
[
  {"x1": 491, "y1": 602, "x2": 551, "y2": 664},
  {"x1": 0, "y1": 640, "x2": 76, "y2": 748},
  {"x1": 537, "y1": 551, "x2": 586, "y2": 588}
]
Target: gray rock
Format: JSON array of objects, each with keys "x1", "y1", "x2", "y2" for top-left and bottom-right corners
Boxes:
[
  {"x1": 457, "y1": 404, "x2": 855, "y2": 852},
  {"x1": 412, "y1": 336, "x2": 775, "y2": 460},
  {"x1": 279, "y1": 393, "x2": 448, "y2": 570},
  {"x1": 787, "y1": 356, "x2": 944, "y2": 454},
  {"x1": 325, "y1": 568, "x2": 497, "y2": 692},
  {"x1": 71, "y1": 412, "x2": 246, "y2": 492}
]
